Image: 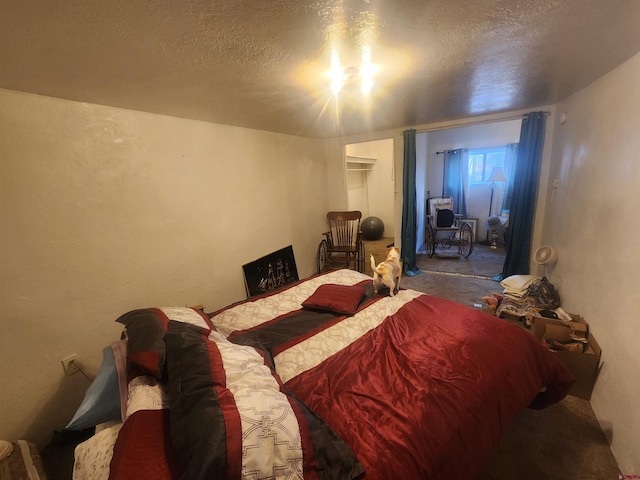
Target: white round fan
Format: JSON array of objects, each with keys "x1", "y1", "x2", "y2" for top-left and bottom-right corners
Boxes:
[{"x1": 534, "y1": 245, "x2": 558, "y2": 265}]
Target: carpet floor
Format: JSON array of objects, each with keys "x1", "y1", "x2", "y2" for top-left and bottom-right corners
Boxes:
[
  {"x1": 366, "y1": 237, "x2": 506, "y2": 308},
  {"x1": 364, "y1": 238, "x2": 620, "y2": 479}
]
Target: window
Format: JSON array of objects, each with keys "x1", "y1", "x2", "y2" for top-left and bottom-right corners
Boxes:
[{"x1": 468, "y1": 147, "x2": 507, "y2": 183}]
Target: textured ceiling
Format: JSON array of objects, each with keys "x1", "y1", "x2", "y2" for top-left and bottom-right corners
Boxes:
[{"x1": 1, "y1": 0, "x2": 640, "y2": 138}]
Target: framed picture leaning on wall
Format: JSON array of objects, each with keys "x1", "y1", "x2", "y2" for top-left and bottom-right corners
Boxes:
[{"x1": 242, "y1": 245, "x2": 299, "y2": 297}]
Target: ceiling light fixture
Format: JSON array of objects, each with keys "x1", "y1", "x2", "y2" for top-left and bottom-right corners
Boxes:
[{"x1": 328, "y1": 49, "x2": 377, "y2": 96}]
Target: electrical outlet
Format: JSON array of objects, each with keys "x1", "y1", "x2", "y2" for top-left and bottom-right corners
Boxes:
[{"x1": 61, "y1": 354, "x2": 79, "y2": 376}]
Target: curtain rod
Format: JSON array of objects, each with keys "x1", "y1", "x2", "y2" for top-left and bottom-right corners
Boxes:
[{"x1": 419, "y1": 111, "x2": 550, "y2": 137}]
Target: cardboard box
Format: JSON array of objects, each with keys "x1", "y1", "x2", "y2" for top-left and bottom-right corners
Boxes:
[
  {"x1": 531, "y1": 314, "x2": 601, "y2": 400},
  {"x1": 530, "y1": 313, "x2": 589, "y2": 342},
  {"x1": 557, "y1": 334, "x2": 601, "y2": 399}
]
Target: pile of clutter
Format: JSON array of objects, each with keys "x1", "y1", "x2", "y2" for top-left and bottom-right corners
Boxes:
[
  {"x1": 482, "y1": 274, "x2": 599, "y2": 399},
  {"x1": 481, "y1": 274, "x2": 561, "y2": 326},
  {"x1": 481, "y1": 274, "x2": 593, "y2": 353}
]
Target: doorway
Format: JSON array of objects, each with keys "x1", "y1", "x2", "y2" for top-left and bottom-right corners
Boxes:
[{"x1": 416, "y1": 120, "x2": 521, "y2": 276}]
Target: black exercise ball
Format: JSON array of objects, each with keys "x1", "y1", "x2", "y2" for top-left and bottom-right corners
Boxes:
[{"x1": 361, "y1": 216, "x2": 385, "y2": 240}]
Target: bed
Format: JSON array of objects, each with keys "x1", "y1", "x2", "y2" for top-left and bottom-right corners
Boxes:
[{"x1": 72, "y1": 269, "x2": 575, "y2": 480}]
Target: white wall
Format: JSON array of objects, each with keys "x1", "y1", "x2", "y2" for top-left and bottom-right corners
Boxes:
[
  {"x1": 540, "y1": 51, "x2": 640, "y2": 473},
  {"x1": 345, "y1": 139, "x2": 395, "y2": 236},
  {"x1": 0, "y1": 88, "x2": 329, "y2": 447}
]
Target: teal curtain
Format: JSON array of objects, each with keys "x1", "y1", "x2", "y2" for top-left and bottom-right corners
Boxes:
[
  {"x1": 501, "y1": 142, "x2": 519, "y2": 212},
  {"x1": 442, "y1": 149, "x2": 469, "y2": 216},
  {"x1": 495, "y1": 112, "x2": 547, "y2": 281},
  {"x1": 401, "y1": 129, "x2": 422, "y2": 276}
]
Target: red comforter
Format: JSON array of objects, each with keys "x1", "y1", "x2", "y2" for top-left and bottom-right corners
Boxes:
[
  {"x1": 109, "y1": 270, "x2": 574, "y2": 479},
  {"x1": 225, "y1": 276, "x2": 574, "y2": 479},
  {"x1": 287, "y1": 294, "x2": 573, "y2": 478}
]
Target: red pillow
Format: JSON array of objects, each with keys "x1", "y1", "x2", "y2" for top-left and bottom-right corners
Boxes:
[{"x1": 301, "y1": 284, "x2": 366, "y2": 315}]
